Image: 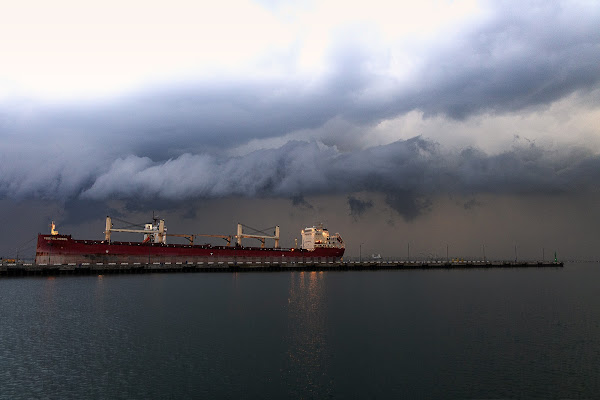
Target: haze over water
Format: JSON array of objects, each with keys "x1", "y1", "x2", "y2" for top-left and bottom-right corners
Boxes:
[{"x1": 1, "y1": 264, "x2": 598, "y2": 399}]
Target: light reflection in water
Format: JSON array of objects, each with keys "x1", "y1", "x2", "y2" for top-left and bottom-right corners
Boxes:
[
  {"x1": 42, "y1": 276, "x2": 57, "y2": 313},
  {"x1": 94, "y1": 274, "x2": 105, "y2": 303},
  {"x1": 284, "y1": 271, "x2": 332, "y2": 396}
]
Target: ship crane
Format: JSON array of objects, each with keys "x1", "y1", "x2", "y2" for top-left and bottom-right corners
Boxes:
[
  {"x1": 103, "y1": 216, "x2": 233, "y2": 246},
  {"x1": 104, "y1": 216, "x2": 167, "y2": 243},
  {"x1": 236, "y1": 223, "x2": 280, "y2": 248},
  {"x1": 103, "y1": 216, "x2": 279, "y2": 248},
  {"x1": 167, "y1": 233, "x2": 233, "y2": 246}
]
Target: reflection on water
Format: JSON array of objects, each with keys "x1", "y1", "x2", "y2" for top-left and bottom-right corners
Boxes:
[
  {"x1": 284, "y1": 271, "x2": 332, "y2": 397},
  {"x1": 94, "y1": 274, "x2": 104, "y2": 296},
  {"x1": 1, "y1": 266, "x2": 600, "y2": 398},
  {"x1": 42, "y1": 276, "x2": 56, "y2": 306}
]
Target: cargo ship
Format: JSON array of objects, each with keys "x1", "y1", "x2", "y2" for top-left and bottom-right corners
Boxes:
[{"x1": 35, "y1": 217, "x2": 345, "y2": 265}]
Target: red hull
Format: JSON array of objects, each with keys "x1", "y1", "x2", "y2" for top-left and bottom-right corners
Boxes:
[{"x1": 35, "y1": 234, "x2": 345, "y2": 265}]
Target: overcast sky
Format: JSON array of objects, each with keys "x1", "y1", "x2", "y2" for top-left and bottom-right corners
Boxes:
[{"x1": 1, "y1": 0, "x2": 599, "y2": 260}]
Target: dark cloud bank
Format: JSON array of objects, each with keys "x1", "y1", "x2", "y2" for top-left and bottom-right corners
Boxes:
[
  {"x1": 2, "y1": 137, "x2": 598, "y2": 221},
  {"x1": 409, "y1": 0, "x2": 600, "y2": 119},
  {"x1": 80, "y1": 138, "x2": 600, "y2": 218}
]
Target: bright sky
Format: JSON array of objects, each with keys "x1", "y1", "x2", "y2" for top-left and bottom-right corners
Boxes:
[{"x1": 0, "y1": 0, "x2": 481, "y2": 99}]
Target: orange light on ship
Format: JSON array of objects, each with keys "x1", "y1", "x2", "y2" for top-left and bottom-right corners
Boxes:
[{"x1": 51, "y1": 221, "x2": 59, "y2": 235}]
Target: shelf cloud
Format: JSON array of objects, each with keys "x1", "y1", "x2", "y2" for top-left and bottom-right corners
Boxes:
[
  {"x1": 73, "y1": 138, "x2": 599, "y2": 219},
  {"x1": 0, "y1": 1, "x2": 599, "y2": 222}
]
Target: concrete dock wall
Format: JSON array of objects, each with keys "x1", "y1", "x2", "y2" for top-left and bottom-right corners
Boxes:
[{"x1": 0, "y1": 260, "x2": 563, "y2": 277}]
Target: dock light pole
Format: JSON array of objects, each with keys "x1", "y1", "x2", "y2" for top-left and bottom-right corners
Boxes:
[{"x1": 359, "y1": 243, "x2": 363, "y2": 262}]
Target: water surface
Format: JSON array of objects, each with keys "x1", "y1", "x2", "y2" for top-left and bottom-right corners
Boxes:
[{"x1": 1, "y1": 264, "x2": 598, "y2": 398}]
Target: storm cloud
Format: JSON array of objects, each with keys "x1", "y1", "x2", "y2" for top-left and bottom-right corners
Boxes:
[
  {"x1": 347, "y1": 195, "x2": 374, "y2": 220},
  {"x1": 1, "y1": 1, "x2": 599, "y2": 223},
  {"x1": 2, "y1": 1, "x2": 599, "y2": 158},
  {"x1": 70, "y1": 138, "x2": 599, "y2": 220},
  {"x1": 406, "y1": 0, "x2": 600, "y2": 119}
]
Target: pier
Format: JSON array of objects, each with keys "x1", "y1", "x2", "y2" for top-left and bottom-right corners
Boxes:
[{"x1": 0, "y1": 260, "x2": 563, "y2": 277}]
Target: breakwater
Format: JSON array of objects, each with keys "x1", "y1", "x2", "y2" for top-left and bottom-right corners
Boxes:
[{"x1": 0, "y1": 260, "x2": 563, "y2": 276}]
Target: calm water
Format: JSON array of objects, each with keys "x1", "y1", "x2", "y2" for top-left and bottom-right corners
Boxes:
[{"x1": 1, "y1": 264, "x2": 599, "y2": 399}]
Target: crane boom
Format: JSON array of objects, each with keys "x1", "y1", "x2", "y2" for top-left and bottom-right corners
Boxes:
[{"x1": 167, "y1": 233, "x2": 232, "y2": 246}]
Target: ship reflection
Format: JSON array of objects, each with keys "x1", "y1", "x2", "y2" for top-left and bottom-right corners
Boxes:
[
  {"x1": 284, "y1": 271, "x2": 332, "y2": 396},
  {"x1": 42, "y1": 276, "x2": 57, "y2": 311}
]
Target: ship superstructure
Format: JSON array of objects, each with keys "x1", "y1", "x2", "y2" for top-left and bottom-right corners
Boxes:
[{"x1": 301, "y1": 224, "x2": 344, "y2": 250}]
